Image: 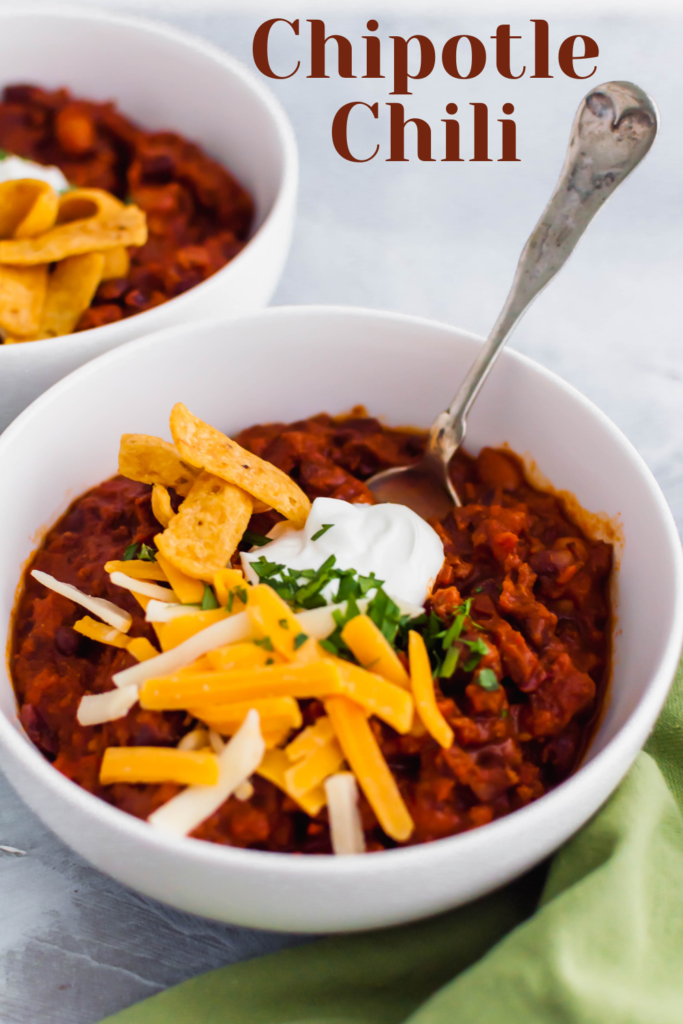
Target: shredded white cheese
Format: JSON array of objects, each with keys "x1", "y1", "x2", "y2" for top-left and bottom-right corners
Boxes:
[
  {"x1": 324, "y1": 772, "x2": 366, "y2": 855},
  {"x1": 109, "y1": 572, "x2": 179, "y2": 603},
  {"x1": 177, "y1": 727, "x2": 209, "y2": 751},
  {"x1": 77, "y1": 685, "x2": 139, "y2": 726},
  {"x1": 208, "y1": 729, "x2": 224, "y2": 755},
  {"x1": 148, "y1": 709, "x2": 265, "y2": 836},
  {"x1": 112, "y1": 611, "x2": 253, "y2": 690},
  {"x1": 145, "y1": 600, "x2": 206, "y2": 623},
  {"x1": 31, "y1": 569, "x2": 132, "y2": 633}
]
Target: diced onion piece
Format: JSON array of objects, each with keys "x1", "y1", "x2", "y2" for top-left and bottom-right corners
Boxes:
[
  {"x1": 408, "y1": 630, "x2": 454, "y2": 749},
  {"x1": 325, "y1": 772, "x2": 366, "y2": 855},
  {"x1": 234, "y1": 780, "x2": 254, "y2": 801},
  {"x1": 341, "y1": 614, "x2": 410, "y2": 689},
  {"x1": 31, "y1": 569, "x2": 132, "y2": 633},
  {"x1": 257, "y1": 749, "x2": 326, "y2": 817},
  {"x1": 148, "y1": 709, "x2": 265, "y2": 837},
  {"x1": 145, "y1": 600, "x2": 205, "y2": 623},
  {"x1": 73, "y1": 615, "x2": 129, "y2": 649},
  {"x1": 326, "y1": 695, "x2": 414, "y2": 843},
  {"x1": 126, "y1": 637, "x2": 159, "y2": 662},
  {"x1": 104, "y1": 560, "x2": 168, "y2": 581},
  {"x1": 155, "y1": 550, "x2": 205, "y2": 605},
  {"x1": 112, "y1": 611, "x2": 253, "y2": 690},
  {"x1": 77, "y1": 684, "x2": 139, "y2": 726},
  {"x1": 284, "y1": 736, "x2": 345, "y2": 799},
  {"x1": 177, "y1": 727, "x2": 209, "y2": 751},
  {"x1": 100, "y1": 747, "x2": 219, "y2": 786},
  {"x1": 109, "y1": 571, "x2": 179, "y2": 603}
]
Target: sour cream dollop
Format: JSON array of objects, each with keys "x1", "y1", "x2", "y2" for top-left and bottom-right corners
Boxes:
[
  {"x1": 241, "y1": 497, "x2": 445, "y2": 608},
  {"x1": 0, "y1": 154, "x2": 69, "y2": 192}
]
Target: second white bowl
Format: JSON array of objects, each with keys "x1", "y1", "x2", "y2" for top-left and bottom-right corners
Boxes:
[{"x1": 0, "y1": 7, "x2": 298, "y2": 431}]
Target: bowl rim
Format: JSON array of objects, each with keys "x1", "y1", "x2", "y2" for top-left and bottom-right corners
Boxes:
[
  {"x1": 1, "y1": 303, "x2": 682, "y2": 879},
  {"x1": 0, "y1": 3, "x2": 298, "y2": 356}
]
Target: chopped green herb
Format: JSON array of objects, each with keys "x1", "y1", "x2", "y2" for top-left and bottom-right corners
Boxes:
[
  {"x1": 311, "y1": 523, "x2": 334, "y2": 541},
  {"x1": 500, "y1": 708, "x2": 508, "y2": 718},
  {"x1": 439, "y1": 644, "x2": 460, "y2": 678},
  {"x1": 201, "y1": 585, "x2": 220, "y2": 611},
  {"x1": 462, "y1": 636, "x2": 489, "y2": 672},
  {"x1": 139, "y1": 543, "x2": 157, "y2": 562},
  {"x1": 253, "y1": 637, "x2": 275, "y2": 652},
  {"x1": 243, "y1": 529, "x2": 271, "y2": 548},
  {"x1": 474, "y1": 586, "x2": 483, "y2": 594},
  {"x1": 319, "y1": 638, "x2": 338, "y2": 655},
  {"x1": 123, "y1": 543, "x2": 139, "y2": 561},
  {"x1": 478, "y1": 668, "x2": 500, "y2": 691},
  {"x1": 226, "y1": 591, "x2": 234, "y2": 614},
  {"x1": 266, "y1": 658, "x2": 275, "y2": 666},
  {"x1": 278, "y1": 618, "x2": 290, "y2": 629},
  {"x1": 293, "y1": 632, "x2": 308, "y2": 651}
]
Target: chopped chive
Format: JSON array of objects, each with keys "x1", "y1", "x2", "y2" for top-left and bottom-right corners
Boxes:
[
  {"x1": 243, "y1": 529, "x2": 271, "y2": 548},
  {"x1": 123, "y1": 543, "x2": 138, "y2": 561},
  {"x1": 293, "y1": 632, "x2": 308, "y2": 651},
  {"x1": 311, "y1": 523, "x2": 334, "y2": 541},
  {"x1": 253, "y1": 637, "x2": 274, "y2": 652},
  {"x1": 138, "y1": 543, "x2": 157, "y2": 562},
  {"x1": 278, "y1": 618, "x2": 290, "y2": 629},
  {"x1": 266, "y1": 658, "x2": 275, "y2": 666},
  {"x1": 201, "y1": 585, "x2": 220, "y2": 611},
  {"x1": 226, "y1": 591, "x2": 234, "y2": 613},
  {"x1": 440, "y1": 645, "x2": 460, "y2": 678}
]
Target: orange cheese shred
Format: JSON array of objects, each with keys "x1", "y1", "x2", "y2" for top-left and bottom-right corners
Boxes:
[{"x1": 325, "y1": 695, "x2": 414, "y2": 843}]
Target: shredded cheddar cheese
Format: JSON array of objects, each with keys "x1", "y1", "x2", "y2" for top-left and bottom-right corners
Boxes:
[{"x1": 325, "y1": 695, "x2": 414, "y2": 843}]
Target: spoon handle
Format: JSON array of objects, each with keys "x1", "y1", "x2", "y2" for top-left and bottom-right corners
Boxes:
[{"x1": 429, "y1": 81, "x2": 658, "y2": 466}]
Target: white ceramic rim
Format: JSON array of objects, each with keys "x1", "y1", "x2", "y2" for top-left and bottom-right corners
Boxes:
[
  {"x1": 2, "y1": 304, "x2": 682, "y2": 883},
  {"x1": 0, "y1": 4, "x2": 299, "y2": 352}
]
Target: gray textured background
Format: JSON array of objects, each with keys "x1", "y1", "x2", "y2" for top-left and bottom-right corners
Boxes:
[{"x1": 2, "y1": 8, "x2": 682, "y2": 1023}]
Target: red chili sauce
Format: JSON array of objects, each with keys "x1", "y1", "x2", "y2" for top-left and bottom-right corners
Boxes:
[
  {"x1": 0, "y1": 85, "x2": 253, "y2": 332},
  {"x1": 10, "y1": 411, "x2": 612, "y2": 853}
]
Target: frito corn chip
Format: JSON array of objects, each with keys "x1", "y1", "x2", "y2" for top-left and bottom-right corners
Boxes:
[
  {"x1": 151, "y1": 484, "x2": 175, "y2": 528},
  {"x1": 36, "y1": 252, "x2": 105, "y2": 338},
  {"x1": 170, "y1": 403, "x2": 311, "y2": 528},
  {"x1": 118, "y1": 434, "x2": 198, "y2": 497},
  {"x1": 156, "y1": 470, "x2": 253, "y2": 582},
  {"x1": 0, "y1": 179, "x2": 58, "y2": 239},
  {"x1": 0, "y1": 204, "x2": 147, "y2": 265},
  {"x1": 57, "y1": 188, "x2": 123, "y2": 224},
  {"x1": 100, "y1": 245, "x2": 130, "y2": 280},
  {"x1": 0, "y1": 264, "x2": 47, "y2": 337}
]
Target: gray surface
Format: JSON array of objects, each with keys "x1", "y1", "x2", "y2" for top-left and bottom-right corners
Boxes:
[{"x1": 2, "y1": 10, "x2": 683, "y2": 1023}]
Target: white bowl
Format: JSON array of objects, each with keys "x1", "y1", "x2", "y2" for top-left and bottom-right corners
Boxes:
[
  {"x1": 0, "y1": 7, "x2": 298, "y2": 432},
  {"x1": 0, "y1": 306, "x2": 681, "y2": 933}
]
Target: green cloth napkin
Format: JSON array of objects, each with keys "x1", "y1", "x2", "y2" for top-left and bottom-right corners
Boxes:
[{"x1": 102, "y1": 660, "x2": 683, "y2": 1024}]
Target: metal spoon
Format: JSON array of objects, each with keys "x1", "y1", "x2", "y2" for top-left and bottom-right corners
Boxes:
[{"x1": 367, "y1": 81, "x2": 659, "y2": 520}]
